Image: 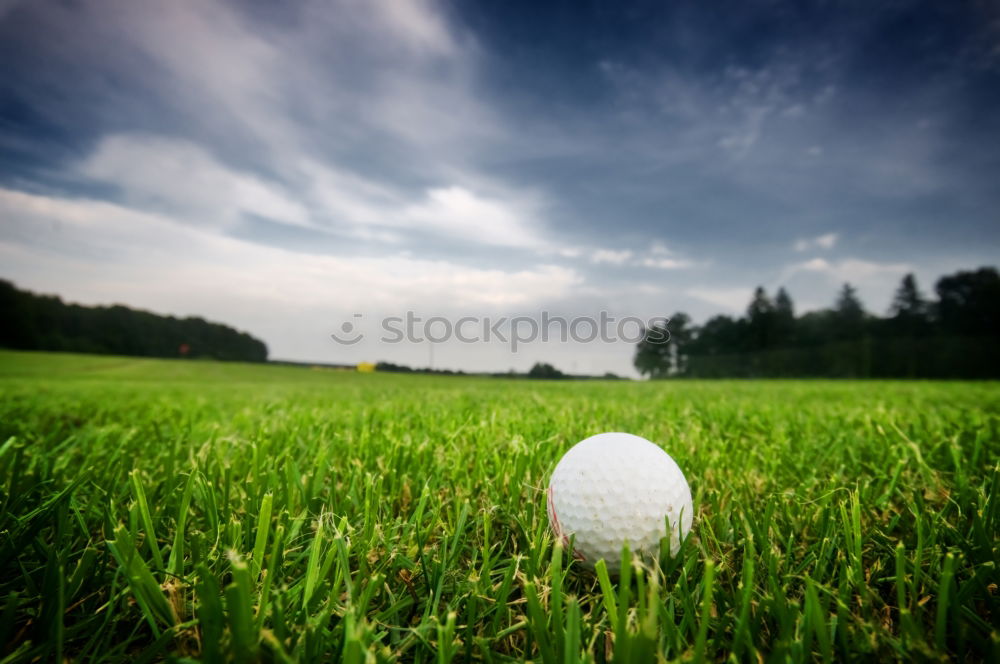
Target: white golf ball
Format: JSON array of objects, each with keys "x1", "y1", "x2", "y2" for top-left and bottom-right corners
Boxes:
[{"x1": 546, "y1": 432, "x2": 693, "y2": 573}]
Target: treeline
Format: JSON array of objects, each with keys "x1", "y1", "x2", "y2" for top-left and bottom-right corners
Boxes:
[
  {"x1": 375, "y1": 360, "x2": 624, "y2": 380},
  {"x1": 635, "y1": 266, "x2": 1000, "y2": 378},
  {"x1": 375, "y1": 361, "x2": 467, "y2": 376},
  {"x1": 375, "y1": 361, "x2": 572, "y2": 379},
  {"x1": 0, "y1": 280, "x2": 268, "y2": 362},
  {"x1": 519, "y1": 363, "x2": 625, "y2": 380}
]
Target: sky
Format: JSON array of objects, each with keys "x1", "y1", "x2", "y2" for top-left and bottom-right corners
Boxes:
[{"x1": 1, "y1": 0, "x2": 998, "y2": 375}]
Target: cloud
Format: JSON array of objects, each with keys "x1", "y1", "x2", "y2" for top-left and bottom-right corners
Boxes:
[
  {"x1": 793, "y1": 233, "x2": 838, "y2": 252},
  {"x1": 35, "y1": 0, "x2": 557, "y2": 258},
  {"x1": 785, "y1": 257, "x2": 911, "y2": 283},
  {"x1": 87, "y1": 0, "x2": 484, "y2": 159},
  {"x1": 105, "y1": 0, "x2": 296, "y2": 152},
  {"x1": 364, "y1": 0, "x2": 458, "y2": 55},
  {"x1": 587, "y1": 247, "x2": 696, "y2": 269},
  {"x1": 590, "y1": 249, "x2": 633, "y2": 265},
  {"x1": 402, "y1": 186, "x2": 546, "y2": 248},
  {"x1": 80, "y1": 134, "x2": 312, "y2": 229},
  {"x1": 75, "y1": 132, "x2": 554, "y2": 251},
  {"x1": 0, "y1": 187, "x2": 581, "y2": 313},
  {"x1": 640, "y1": 257, "x2": 695, "y2": 270}
]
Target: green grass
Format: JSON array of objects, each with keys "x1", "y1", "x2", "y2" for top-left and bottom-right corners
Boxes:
[{"x1": 0, "y1": 350, "x2": 997, "y2": 662}]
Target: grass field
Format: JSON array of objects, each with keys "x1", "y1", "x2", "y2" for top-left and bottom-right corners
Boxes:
[{"x1": 0, "y1": 350, "x2": 997, "y2": 662}]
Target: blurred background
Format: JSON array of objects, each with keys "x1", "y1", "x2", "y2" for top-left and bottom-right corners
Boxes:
[{"x1": 1, "y1": 0, "x2": 998, "y2": 377}]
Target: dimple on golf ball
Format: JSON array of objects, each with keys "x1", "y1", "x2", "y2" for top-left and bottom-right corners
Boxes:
[{"x1": 546, "y1": 432, "x2": 693, "y2": 573}]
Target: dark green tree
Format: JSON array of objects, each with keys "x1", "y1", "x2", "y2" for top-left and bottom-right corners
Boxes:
[
  {"x1": 527, "y1": 362, "x2": 567, "y2": 379},
  {"x1": 934, "y1": 267, "x2": 1000, "y2": 335},
  {"x1": 0, "y1": 280, "x2": 268, "y2": 361},
  {"x1": 832, "y1": 283, "x2": 866, "y2": 340},
  {"x1": 633, "y1": 312, "x2": 691, "y2": 378},
  {"x1": 667, "y1": 312, "x2": 694, "y2": 375},
  {"x1": 887, "y1": 274, "x2": 930, "y2": 337},
  {"x1": 745, "y1": 287, "x2": 775, "y2": 351},
  {"x1": 890, "y1": 274, "x2": 926, "y2": 317},
  {"x1": 689, "y1": 315, "x2": 742, "y2": 356},
  {"x1": 633, "y1": 320, "x2": 671, "y2": 378},
  {"x1": 773, "y1": 287, "x2": 795, "y2": 345}
]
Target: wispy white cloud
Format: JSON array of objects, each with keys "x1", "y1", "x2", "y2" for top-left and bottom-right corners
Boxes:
[
  {"x1": 640, "y1": 257, "x2": 695, "y2": 270},
  {"x1": 49, "y1": 0, "x2": 558, "y2": 258},
  {"x1": 555, "y1": 247, "x2": 584, "y2": 258},
  {"x1": 363, "y1": 0, "x2": 458, "y2": 56},
  {"x1": 590, "y1": 249, "x2": 633, "y2": 265},
  {"x1": 80, "y1": 135, "x2": 312, "y2": 229},
  {"x1": 402, "y1": 186, "x2": 546, "y2": 248},
  {"x1": 793, "y1": 233, "x2": 838, "y2": 252},
  {"x1": 78, "y1": 133, "x2": 548, "y2": 250},
  {"x1": 785, "y1": 257, "x2": 911, "y2": 283},
  {"x1": 106, "y1": 0, "x2": 297, "y2": 152},
  {"x1": 589, "y1": 246, "x2": 697, "y2": 270},
  {"x1": 0, "y1": 186, "x2": 581, "y2": 315}
]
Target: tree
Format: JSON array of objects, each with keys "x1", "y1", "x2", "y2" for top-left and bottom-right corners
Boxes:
[
  {"x1": 887, "y1": 274, "x2": 930, "y2": 337},
  {"x1": 528, "y1": 362, "x2": 567, "y2": 379},
  {"x1": 774, "y1": 287, "x2": 794, "y2": 318},
  {"x1": 632, "y1": 266, "x2": 1000, "y2": 379},
  {"x1": 746, "y1": 287, "x2": 775, "y2": 351},
  {"x1": 890, "y1": 274, "x2": 926, "y2": 318},
  {"x1": 934, "y1": 267, "x2": 1000, "y2": 336},
  {"x1": 773, "y1": 287, "x2": 795, "y2": 345},
  {"x1": 0, "y1": 280, "x2": 268, "y2": 361},
  {"x1": 634, "y1": 320, "x2": 671, "y2": 378},
  {"x1": 832, "y1": 283, "x2": 866, "y2": 340},
  {"x1": 684, "y1": 314, "x2": 746, "y2": 376},
  {"x1": 689, "y1": 315, "x2": 741, "y2": 356},
  {"x1": 633, "y1": 312, "x2": 691, "y2": 378}
]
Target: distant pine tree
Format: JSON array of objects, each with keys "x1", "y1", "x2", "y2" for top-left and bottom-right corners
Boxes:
[
  {"x1": 746, "y1": 287, "x2": 775, "y2": 351},
  {"x1": 773, "y1": 287, "x2": 795, "y2": 345},
  {"x1": 887, "y1": 274, "x2": 930, "y2": 337},
  {"x1": 832, "y1": 283, "x2": 866, "y2": 340},
  {"x1": 890, "y1": 274, "x2": 926, "y2": 318}
]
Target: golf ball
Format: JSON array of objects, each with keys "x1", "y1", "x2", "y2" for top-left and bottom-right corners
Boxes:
[{"x1": 546, "y1": 432, "x2": 693, "y2": 573}]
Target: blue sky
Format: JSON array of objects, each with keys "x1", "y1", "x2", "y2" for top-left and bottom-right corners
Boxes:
[{"x1": 1, "y1": 0, "x2": 997, "y2": 374}]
